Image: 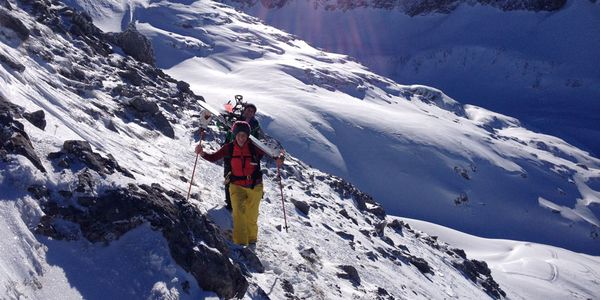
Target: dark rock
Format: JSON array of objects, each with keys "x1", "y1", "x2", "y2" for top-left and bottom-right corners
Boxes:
[
  {"x1": 27, "y1": 185, "x2": 50, "y2": 199},
  {"x1": 130, "y1": 96, "x2": 159, "y2": 113},
  {"x1": 0, "y1": 0, "x2": 12, "y2": 10},
  {"x1": 327, "y1": 177, "x2": 386, "y2": 219},
  {"x1": 407, "y1": 86, "x2": 466, "y2": 116},
  {"x1": 397, "y1": 244, "x2": 410, "y2": 252},
  {"x1": 454, "y1": 193, "x2": 469, "y2": 205},
  {"x1": 374, "y1": 220, "x2": 387, "y2": 236},
  {"x1": 407, "y1": 255, "x2": 434, "y2": 275},
  {"x1": 37, "y1": 215, "x2": 81, "y2": 241},
  {"x1": 291, "y1": 199, "x2": 310, "y2": 216},
  {"x1": 121, "y1": 97, "x2": 175, "y2": 138},
  {"x1": 3, "y1": 133, "x2": 47, "y2": 172},
  {"x1": 70, "y1": 11, "x2": 101, "y2": 37},
  {"x1": 58, "y1": 190, "x2": 73, "y2": 199},
  {"x1": 0, "y1": 7, "x2": 30, "y2": 40},
  {"x1": 0, "y1": 99, "x2": 46, "y2": 173},
  {"x1": 37, "y1": 184, "x2": 249, "y2": 298},
  {"x1": 48, "y1": 140, "x2": 134, "y2": 178},
  {"x1": 281, "y1": 279, "x2": 296, "y2": 299},
  {"x1": 246, "y1": 284, "x2": 271, "y2": 299},
  {"x1": 71, "y1": 67, "x2": 87, "y2": 82},
  {"x1": 237, "y1": 247, "x2": 265, "y2": 273},
  {"x1": 338, "y1": 209, "x2": 358, "y2": 225},
  {"x1": 150, "y1": 111, "x2": 175, "y2": 138},
  {"x1": 119, "y1": 69, "x2": 144, "y2": 86},
  {"x1": 366, "y1": 251, "x2": 378, "y2": 261},
  {"x1": 377, "y1": 287, "x2": 389, "y2": 295},
  {"x1": 387, "y1": 219, "x2": 405, "y2": 235},
  {"x1": 336, "y1": 265, "x2": 361, "y2": 286},
  {"x1": 381, "y1": 236, "x2": 394, "y2": 246},
  {"x1": 23, "y1": 110, "x2": 46, "y2": 130},
  {"x1": 0, "y1": 95, "x2": 23, "y2": 116},
  {"x1": 75, "y1": 171, "x2": 94, "y2": 195},
  {"x1": 104, "y1": 119, "x2": 119, "y2": 133},
  {"x1": 299, "y1": 247, "x2": 320, "y2": 265},
  {"x1": 336, "y1": 231, "x2": 354, "y2": 241},
  {"x1": 453, "y1": 259, "x2": 506, "y2": 299},
  {"x1": 450, "y1": 248, "x2": 467, "y2": 259},
  {"x1": 176, "y1": 80, "x2": 191, "y2": 93},
  {"x1": 77, "y1": 196, "x2": 96, "y2": 207},
  {"x1": 269, "y1": 0, "x2": 566, "y2": 15},
  {"x1": 107, "y1": 23, "x2": 155, "y2": 66},
  {"x1": 482, "y1": 0, "x2": 566, "y2": 11},
  {"x1": 454, "y1": 166, "x2": 470, "y2": 180},
  {"x1": 0, "y1": 52, "x2": 25, "y2": 72},
  {"x1": 321, "y1": 222, "x2": 334, "y2": 232}
]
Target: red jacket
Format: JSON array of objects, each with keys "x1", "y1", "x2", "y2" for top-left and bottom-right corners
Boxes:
[{"x1": 202, "y1": 141, "x2": 264, "y2": 187}]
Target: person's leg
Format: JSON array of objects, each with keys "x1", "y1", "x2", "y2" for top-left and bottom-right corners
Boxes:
[
  {"x1": 246, "y1": 184, "x2": 263, "y2": 244},
  {"x1": 229, "y1": 184, "x2": 250, "y2": 245}
]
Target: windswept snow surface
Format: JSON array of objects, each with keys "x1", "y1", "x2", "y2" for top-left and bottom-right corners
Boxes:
[
  {"x1": 403, "y1": 217, "x2": 600, "y2": 300},
  {"x1": 68, "y1": 0, "x2": 600, "y2": 255}
]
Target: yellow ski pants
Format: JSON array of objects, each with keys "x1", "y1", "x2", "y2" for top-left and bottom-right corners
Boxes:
[{"x1": 229, "y1": 183, "x2": 263, "y2": 245}]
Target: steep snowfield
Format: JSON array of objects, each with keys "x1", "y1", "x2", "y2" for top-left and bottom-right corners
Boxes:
[
  {"x1": 64, "y1": 0, "x2": 600, "y2": 254},
  {"x1": 223, "y1": 0, "x2": 600, "y2": 157},
  {"x1": 404, "y1": 217, "x2": 600, "y2": 300},
  {"x1": 1, "y1": 0, "x2": 600, "y2": 298}
]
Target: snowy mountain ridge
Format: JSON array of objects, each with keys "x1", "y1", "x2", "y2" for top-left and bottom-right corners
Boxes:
[
  {"x1": 224, "y1": 0, "x2": 570, "y2": 14},
  {"x1": 1, "y1": 0, "x2": 600, "y2": 298},
  {"x1": 223, "y1": 0, "x2": 600, "y2": 161}
]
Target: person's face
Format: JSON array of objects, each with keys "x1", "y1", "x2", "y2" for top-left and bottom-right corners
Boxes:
[
  {"x1": 242, "y1": 107, "x2": 256, "y2": 120},
  {"x1": 235, "y1": 131, "x2": 248, "y2": 146}
]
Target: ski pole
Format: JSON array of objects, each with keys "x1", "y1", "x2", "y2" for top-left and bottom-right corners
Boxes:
[
  {"x1": 276, "y1": 151, "x2": 289, "y2": 232},
  {"x1": 186, "y1": 128, "x2": 205, "y2": 201}
]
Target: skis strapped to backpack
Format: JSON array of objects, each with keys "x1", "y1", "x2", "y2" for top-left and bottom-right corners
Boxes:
[{"x1": 197, "y1": 96, "x2": 280, "y2": 158}]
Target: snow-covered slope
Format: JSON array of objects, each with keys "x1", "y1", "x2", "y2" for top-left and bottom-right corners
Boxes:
[
  {"x1": 221, "y1": 0, "x2": 600, "y2": 158},
  {"x1": 1, "y1": 0, "x2": 600, "y2": 298},
  {"x1": 59, "y1": 0, "x2": 600, "y2": 255},
  {"x1": 404, "y1": 217, "x2": 600, "y2": 300},
  {"x1": 1, "y1": 1, "x2": 510, "y2": 298}
]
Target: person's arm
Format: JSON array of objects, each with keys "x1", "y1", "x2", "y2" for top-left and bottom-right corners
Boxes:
[{"x1": 195, "y1": 143, "x2": 228, "y2": 162}]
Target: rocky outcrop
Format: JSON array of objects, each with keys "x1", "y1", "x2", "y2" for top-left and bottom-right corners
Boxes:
[
  {"x1": 291, "y1": 198, "x2": 310, "y2": 216},
  {"x1": 47, "y1": 140, "x2": 135, "y2": 178},
  {"x1": 107, "y1": 23, "x2": 156, "y2": 66},
  {"x1": 23, "y1": 110, "x2": 46, "y2": 130},
  {"x1": 119, "y1": 95, "x2": 176, "y2": 138},
  {"x1": 36, "y1": 183, "x2": 249, "y2": 299},
  {"x1": 336, "y1": 265, "x2": 361, "y2": 286},
  {"x1": 0, "y1": 52, "x2": 26, "y2": 72},
  {"x1": 453, "y1": 259, "x2": 506, "y2": 299},
  {"x1": 0, "y1": 0, "x2": 12, "y2": 10},
  {"x1": 0, "y1": 97, "x2": 46, "y2": 173},
  {"x1": 326, "y1": 176, "x2": 386, "y2": 219},
  {"x1": 11, "y1": 0, "x2": 201, "y2": 140},
  {"x1": 225, "y1": 0, "x2": 567, "y2": 14},
  {"x1": 0, "y1": 6, "x2": 30, "y2": 40},
  {"x1": 405, "y1": 85, "x2": 466, "y2": 117}
]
